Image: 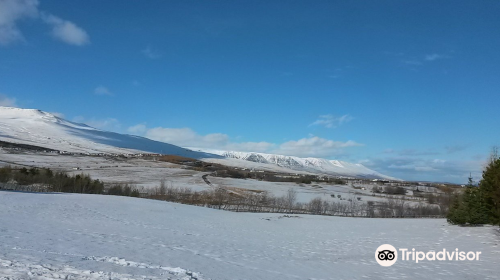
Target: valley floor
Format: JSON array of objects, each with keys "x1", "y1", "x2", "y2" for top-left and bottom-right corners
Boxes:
[
  {"x1": 0, "y1": 151, "x2": 422, "y2": 205},
  {"x1": 0, "y1": 191, "x2": 499, "y2": 280}
]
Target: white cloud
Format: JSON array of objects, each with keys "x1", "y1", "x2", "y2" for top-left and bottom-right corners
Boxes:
[
  {"x1": 141, "y1": 46, "x2": 162, "y2": 59},
  {"x1": 144, "y1": 127, "x2": 242, "y2": 150},
  {"x1": 94, "y1": 86, "x2": 113, "y2": 96},
  {"x1": 0, "y1": 93, "x2": 17, "y2": 106},
  {"x1": 127, "y1": 123, "x2": 147, "y2": 135},
  {"x1": 309, "y1": 114, "x2": 353, "y2": 128},
  {"x1": 226, "y1": 141, "x2": 275, "y2": 153},
  {"x1": 41, "y1": 13, "x2": 89, "y2": 46},
  {"x1": 0, "y1": 0, "x2": 89, "y2": 46},
  {"x1": 273, "y1": 136, "x2": 362, "y2": 158},
  {"x1": 144, "y1": 127, "x2": 275, "y2": 152},
  {"x1": 0, "y1": 0, "x2": 38, "y2": 45},
  {"x1": 73, "y1": 116, "x2": 121, "y2": 132},
  {"x1": 129, "y1": 124, "x2": 361, "y2": 157}
]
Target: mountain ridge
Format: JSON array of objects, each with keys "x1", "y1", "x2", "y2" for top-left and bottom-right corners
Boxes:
[{"x1": 191, "y1": 148, "x2": 399, "y2": 180}]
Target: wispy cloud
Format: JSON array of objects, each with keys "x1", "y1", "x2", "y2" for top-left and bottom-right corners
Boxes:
[
  {"x1": 94, "y1": 86, "x2": 113, "y2": 96},
  {"x1": 397, "y1": 149, "x2": 439, "y2": 156},
  {"x1": 360, "y1": 156, "x2": 484, "y2": 183},
  {"x1": 273, "y1": 136, "x2": 362, "y2": 158},
  {"x1": 424, "y1": 53, "x2": 447, "y2": 61},
  {"x1": 401, "y1": 53, "x2": 450, "y2": 67},
  {"x1": 445, "y1": 145, "x2": 468, "y2": 154},
  {"x1": 388, "y1": 163, "x2": 438, "y2": 172},
  {"x1": 0, "y1": 0, "x2": 38, "y2": 45},
  {"x1": 0, "y1": 0, "x2": 89, "y2": 46},
  {"x1": 384, "y1": 146, "x2": 467, "y2": 157},
  {"x1": 0, "y1": 93, "x2": 17, "y2": 107},
  {"x1": 402, "y1": 60, "x2": 423, "y2": 66},
  {"x1": 41, "y1": 13, "x2": 89, "y2": 46},
  {"x1": 141, "y1": 46, "x2": 162, "y2": 59},
  {"x1": 309, "y1": 114, "x2": 353, "y2": 128}
]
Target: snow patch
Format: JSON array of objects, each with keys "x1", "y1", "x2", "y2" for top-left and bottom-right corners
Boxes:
[{"x1": 82, "y1": 256, "x2": 205, "y2": 279}]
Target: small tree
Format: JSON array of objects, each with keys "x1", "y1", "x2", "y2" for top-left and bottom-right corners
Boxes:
[
  {"x1": 479, "y1": 157, "x2": 500, "y2": 225},
  {"x1": 130, "y1": 189, "x2": 140, "y2": 197},
  {"x1": 213, "y1": 187, "x2": 228, "y2": 210},
  {"x1": 286, "y1": 188, "x2": 297, "y2": 213},
  {"x1": 308, "y1": 197, "x2": 323, "y2": 214},
  {"x1": 447, "y1": 151, "x2": 500, "y2": 226},
  {"x1": 29, "y1": 167, "x2": 39, "y2": 176},
  {"x1": 447, "y1": 194, "x2": 465, "y2": 225},
  {"x1": 159, "y1": 178, "x2": 166, "y2": 195},
  {"x1": 0, "y1": 166, "x2": 12, "y2": 183}
]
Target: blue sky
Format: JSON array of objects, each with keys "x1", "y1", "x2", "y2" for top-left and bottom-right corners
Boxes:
[{"x1": 1, "y1": 0, "x2": 499, "y2": 183}]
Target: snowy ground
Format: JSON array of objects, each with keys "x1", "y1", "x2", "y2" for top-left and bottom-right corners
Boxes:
[
  {"x1": 1, "y1": 191, "x2": 499, "y2": 280},
  {"x1": 207, "y1": 176, "x2": 392, "y2": 203},
  {"x1": 0, "y1": 151, "x2": 212, "y2": 191}
]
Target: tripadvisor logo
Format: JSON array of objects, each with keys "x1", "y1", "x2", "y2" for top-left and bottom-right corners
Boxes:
[
  {"x1": 375, "y1": 244, "x2": 481, "y2": 267},
  {"x1": 375, "y1": 244, "x2": 398, "y2": 267}
]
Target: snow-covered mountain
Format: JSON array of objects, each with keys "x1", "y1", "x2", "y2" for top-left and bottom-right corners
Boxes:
[
  {"x1": 193, "y1": 149, "x2": 398, "y2": 180},
  {"x1": 0, "y1": 106, "x2": 396, "y2": 179},
  {"x1": 0, "y1": 106, "x2": 215, "y2": 159}
]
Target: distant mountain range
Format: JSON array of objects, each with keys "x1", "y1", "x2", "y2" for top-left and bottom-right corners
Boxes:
[
  {"x1": 191, "y1": 149, "x2": 398, "y2": 180},
  {"x1": 0, "y1": 106, "x2": 397, "y2": 180}
]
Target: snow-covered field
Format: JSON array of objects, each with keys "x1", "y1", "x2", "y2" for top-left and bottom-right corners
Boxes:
[
  {"x1": 207, "y1": 176, "x2": 391, "y2": 203},
  {"x1": 0, "y1": 151, "x2": 212, "y2": 191},
  {"x1": 1, "y1": 191, "x2": 499, "y2": 280}
]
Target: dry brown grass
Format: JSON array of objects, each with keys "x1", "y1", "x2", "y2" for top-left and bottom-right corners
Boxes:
[{"x1": 159, "y1": 155, "x2": 197, "y2": 164}]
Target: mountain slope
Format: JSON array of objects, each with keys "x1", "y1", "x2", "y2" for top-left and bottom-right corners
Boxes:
[{"x1": 0, "y1": 106, "x2": 216, "y2": 159}]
